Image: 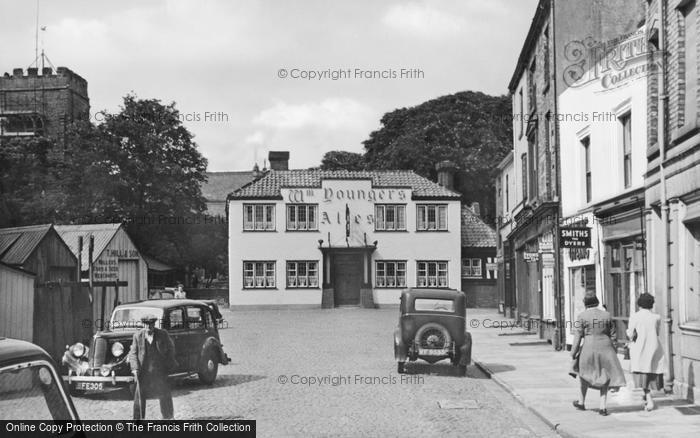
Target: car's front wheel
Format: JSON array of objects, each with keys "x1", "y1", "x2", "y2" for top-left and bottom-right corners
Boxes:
[{"x1": 198, "y1": 347, "x2": 219, "y2": 385}]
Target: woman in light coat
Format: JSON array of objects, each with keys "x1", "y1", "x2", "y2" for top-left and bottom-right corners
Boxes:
[{"x1": 626, "y1": 293, "x2": 665, "y2": 411}]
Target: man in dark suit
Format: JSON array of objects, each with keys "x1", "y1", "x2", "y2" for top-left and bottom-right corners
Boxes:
[{"x1": 128, "y1": 314, "x2": 177, "y2": 419}]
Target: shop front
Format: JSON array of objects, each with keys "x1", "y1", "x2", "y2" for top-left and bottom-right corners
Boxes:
[{"x1": 594, "y1": 190, "x2": 646, "y2": 349}]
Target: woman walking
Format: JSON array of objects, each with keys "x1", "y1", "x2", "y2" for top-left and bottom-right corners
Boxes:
[
  {"x1": 626, "y1": 293, "x2": 665, "y2": 411},
  {"x1": 571, "y1": 293, "x2": 626, "y2": 416}
]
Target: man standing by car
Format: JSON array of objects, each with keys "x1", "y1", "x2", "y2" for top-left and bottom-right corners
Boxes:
[{"x1": 128, "y1": 314, "x2": 177, "y2": 420}]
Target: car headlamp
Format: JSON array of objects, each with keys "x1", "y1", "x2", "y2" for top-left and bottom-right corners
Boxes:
[
  {"x1": 71, "y1": 342, "x2": 85, "y2": 358},
  {"x1": 111, "y1": 342, "x2": 124, "y2": 357}
]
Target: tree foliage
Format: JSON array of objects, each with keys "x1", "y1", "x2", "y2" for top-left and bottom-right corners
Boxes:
[
  {"x1": 0, "y1": 94, "x2": 211, "y2": 270},
  {"x1": 319, "y1": 150, "x2": 366, "y2": 171},
  {"x1": 361, "y1": 91, "x2": 512, "y2": 220}
]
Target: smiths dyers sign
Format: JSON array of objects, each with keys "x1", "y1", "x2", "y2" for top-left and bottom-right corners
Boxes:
[{"x1": 560, "y1": 227, "x2": 592, "y2": 248}]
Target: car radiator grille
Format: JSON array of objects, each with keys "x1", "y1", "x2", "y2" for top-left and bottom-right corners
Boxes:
[{"x1": 89, "y1": 337, "x2": 108, "y2": 368}]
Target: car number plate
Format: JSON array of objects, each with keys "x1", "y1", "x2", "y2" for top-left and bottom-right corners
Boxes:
[
  {"x1": 418, "y1": 348, "x2": 448, "y2": 356},
  {"x1": 76, "y1": 382, "x2": 103, "y2": 391}
]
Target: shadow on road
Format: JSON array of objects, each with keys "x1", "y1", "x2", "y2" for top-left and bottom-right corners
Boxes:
[
  {"x1": 74, "y1": 374, "x2": 266, "y2": 400},
  {"x1": 403, "y1": 362, "x2": 488, "y2": 379}
]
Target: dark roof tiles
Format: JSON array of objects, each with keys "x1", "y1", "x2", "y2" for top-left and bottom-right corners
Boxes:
[{"x1": 230, "y1": 169, "x2": 460, "y2": 199}]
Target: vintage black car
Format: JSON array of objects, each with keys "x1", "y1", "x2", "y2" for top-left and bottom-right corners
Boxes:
[
  {"x1": 394, "y1": 288, "x2": 472, "y2": 376},
  {"x1": 1, "y1": 337, "x2": 80, "y2": 420},
  {"x1": 62, "y1": 299, "x2": 230, "y2": 395}
]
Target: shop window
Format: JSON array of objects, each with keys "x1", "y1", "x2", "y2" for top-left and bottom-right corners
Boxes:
[
  {"x1": 243, "y1": 204, "x2": 275, "y2": 231},
  {"x1": 375, "y1": 261, "x2": 406, "y2": 288},
  {"x1": 243, "y1": 261, "x2": 276, "y2": 288},
  {"x1": 606, "y1": 240, "x2": 645, "y2": 342},
  {"x1": 461, "y1": 258, "x2": 483, "y2": 279},
  {"x1": 570, "y1": 265, "x2": 596, "y2": 328},
  {"x1": 417, "y1": 261, "x2": 448, "y2": 288},
  {"x1": 375, "y1": 205, "x2": 406, "y2": 231},
  {"x1": 286, "y1": 204, "x2": 317, "y2": 231},
  {"x1": 286, "y1": 261, "x2": 318, "y2": 288},
  {"x1": 416, "y1": 205, "x2": 447, "y2": 231}
]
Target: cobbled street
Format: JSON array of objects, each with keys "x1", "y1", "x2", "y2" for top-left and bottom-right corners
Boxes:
[{"x1": 72, "y1": 307, "x2": 556, "y2": 438}]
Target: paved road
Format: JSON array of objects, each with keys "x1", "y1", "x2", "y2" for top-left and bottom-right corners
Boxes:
[{"x1": 72, "y1": 307, "x2": 556, "y2": 438}]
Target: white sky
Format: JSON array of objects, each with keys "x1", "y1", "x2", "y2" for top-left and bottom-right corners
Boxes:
[{"x1": 0, "y1": 0, "x2": 538, "y2": 171}]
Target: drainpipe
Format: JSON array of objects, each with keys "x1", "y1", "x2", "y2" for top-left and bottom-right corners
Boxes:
[{"x1": 657, "y1": 0, "x2": 674, "y2": 391}]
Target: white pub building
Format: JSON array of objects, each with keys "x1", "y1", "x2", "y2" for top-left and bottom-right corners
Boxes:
[{"x1": 227, "y1": 166, "x2": 461, "y2": 307}]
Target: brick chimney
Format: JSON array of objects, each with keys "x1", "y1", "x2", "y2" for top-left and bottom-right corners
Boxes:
[
  {"x1": 268, "y1": 151, "x2": 290, "y2": 170},
  {"x1": 435, "y1": 160, "x2": 457, "y2": 190}
]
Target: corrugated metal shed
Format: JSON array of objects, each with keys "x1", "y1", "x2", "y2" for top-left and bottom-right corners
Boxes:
[
  {"x1": 55, "y1": 223, "x2": 121, "y2": 271},
  {"x1": 0, "y1": 224, "x2": 52, "y2": 265}
]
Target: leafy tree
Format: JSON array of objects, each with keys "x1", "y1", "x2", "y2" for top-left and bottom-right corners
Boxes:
[
  {"x1": 362, "y1": 91, "x2": 512, "y2": 220},
  {"x1": 319, "y1": 150, "x2": 366, "y2": 171}
]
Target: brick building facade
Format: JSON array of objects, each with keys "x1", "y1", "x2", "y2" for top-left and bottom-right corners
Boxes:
[{"x1": 644, "y1": 0, "x2": 700, "y2": 402}]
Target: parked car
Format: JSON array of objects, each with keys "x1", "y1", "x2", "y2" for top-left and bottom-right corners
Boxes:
[
  {"x1": 62, "y1": 299, "x2": 230, "y2": 395},
  {"x1": 1, "y1": 337, "x2": 80, "y2": 420},
  {"x1": 394, "y1": 288, "x2": 472, "y2": 376}
]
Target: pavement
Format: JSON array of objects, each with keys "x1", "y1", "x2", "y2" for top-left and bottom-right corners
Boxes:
[
  {"x1": 70, "y1": 306, "x2": 557, "y2": 437},
  {"x1": 467, "y1": 308, "x2": 700, "y2": 438}
]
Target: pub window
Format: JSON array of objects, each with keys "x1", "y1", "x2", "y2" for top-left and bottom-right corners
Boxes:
[
  {"x1": 375, "y1": 205, "x2": 406, "y2": 231},
  {"x1": 416, "y1": 204, "x2": 447, "y2": 231},
  {"x1": 417, "y1": 261, "x2": 448, "y2": 288},
  {"x1": 375, "y1": 261, "x2": 407, "y2": 288},
  {"x1": 461, "y1": 258, "x2": 483, "y2": 279},
  {"x1": 287, "y1": 204, "x2": 318, "y2": 231},
  {"x1": 286, "y1": 261, "x2": 319, "y2": 288},
  {"x1": 620, "y1": 112, "x2": 632, "y2": 188},
  {"x1": 243, "y1": 261, "x2": 276, "y2": 288},
  {"x1": 243, "y1": 204, "x2": 275, "y2": 231}
]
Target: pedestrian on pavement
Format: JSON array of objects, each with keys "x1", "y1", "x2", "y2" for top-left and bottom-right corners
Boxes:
[
  {"x1": 128, "y1": 314, "x2": 178, "y2": 420},
  {"x1": 626, "y1": 292, "x2": 665, "y2": 411},
  {"x1": 571, "y1": 292, "x2": 626, "y2": 416}
]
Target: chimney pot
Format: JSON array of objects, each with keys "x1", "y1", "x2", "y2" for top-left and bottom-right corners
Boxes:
[
  {"x1": 268, "y1": 151, "x2": 290, "y2": 171},
  {"x1": 435, "y1": 160, "x2": 457, "y2": 190},
  {"x1": 12, "y1": 68, "x2": 23, "y2": 77},
  {"x1": 471, "y1": 202, "x2": 481, "y2": 218},
  {"x1": 27, "y1": 68, "x2": 38, "y2": 77},
  {"x1": 42, "y1": 67, "x2": 53, "y2": 76}
]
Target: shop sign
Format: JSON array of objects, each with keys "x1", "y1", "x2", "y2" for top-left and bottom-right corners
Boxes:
[
  {"x1": 485, "y1": 262, "x2": 498, "y2": 271},
  {"x1": 523, "y1": 252, "x2": 539, "y2": 263},
  {"x1": 560, "y1": 227, "x2": 591, "y2": 248},
  {"x1": 539, "y1": 233, "x2": 554, "y2": 252},
  {"x1": 569, "y1": 248, "x2": 591, "y2": 262}
]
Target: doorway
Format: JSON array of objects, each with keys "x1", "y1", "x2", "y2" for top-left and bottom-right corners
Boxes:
[{"x1": 332, "y1": 253, "x2": 363, "y2": 306}]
